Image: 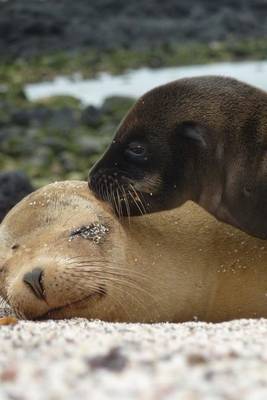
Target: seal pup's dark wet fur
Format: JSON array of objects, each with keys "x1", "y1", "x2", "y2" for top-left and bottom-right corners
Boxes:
[{"x1": 89, "y1": 76, "x2": 267, "y2": 239}]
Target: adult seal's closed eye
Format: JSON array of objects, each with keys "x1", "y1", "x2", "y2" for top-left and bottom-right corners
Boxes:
[
  {"x1": 89, "y1": 75, "x2": 267, "y2": 239},
  {"x1": 1, "y1": 180, "x2": 267, "y2": 322}
]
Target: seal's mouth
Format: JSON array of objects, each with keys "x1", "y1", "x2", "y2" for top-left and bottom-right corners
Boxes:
[
  {"x1": 31, "y1": 287, "x2": 107, "y2": 321},
  {"x1": 89, "y1": 170, "x2": 149, "y2": 217}
]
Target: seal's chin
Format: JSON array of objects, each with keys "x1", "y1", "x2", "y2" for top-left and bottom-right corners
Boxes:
[
  {"x1": 89, "y1": 166, "x2": 164, "y2": 217},
  {"x1": 6, "y1": 278, "x2": 108, "y2": 321},
  {"x1": 11, "y1": 292, "x2": 106, "y2": 321},
  {"x1": 27, "y1": 290, "x2": 106, "y2": 321},
  {"x1": 89, "y1": 173, "x2": 149, "y2": 217},
  {"x1": 113, "y1": 187, "x2": 149, "y2": 217}
]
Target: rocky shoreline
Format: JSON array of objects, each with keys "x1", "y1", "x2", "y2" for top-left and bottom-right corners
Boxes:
[
  {"x1": 0, "y1": 93, "x2": 135, "y2": 221},
  {"x1": 1, "y1": 0, "x2": 267, "y2": 59}
]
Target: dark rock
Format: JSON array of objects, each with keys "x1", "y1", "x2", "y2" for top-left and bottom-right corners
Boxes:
[
  {"x1": 76, "y1": 136, "x2": 103, "y2": 156},
  {"x1": 0, "y1": 126, "x2": 41, "y2": 156},
  {"x1": 29, "y1": 147, "x2": 53, "y2": 168},
  {"x1": 29, "y1": 107, "x2": 53, "y2": 125},
  {"x1": 48, "y1": 108, "x2": 78, "y2": 131},
  {"x1": 40, "y1": 137, "x2": 66, "y2": 153},
  {"x1": 0, "y1": 129, "x2": 10, "y2": 144},
  {"x1": 0, "y1": 171, "x2": 34, "y2": 222},
  {"x1": 10, "y1": 110, "x2": 31, "y2": 127},
  {"x1": 87, "y1": 347, "x2": 128, "y2": 372},
  {"x1": 101, "y1": 96, "x2": 135, "y2": 121},
  {"x1": 1, "y1": 0, "x2": 267, "y2": 59},
  {"x1": 58, "y1": 151, "x2": 77, "y2": 172},
  {"x1": 11, "y1": 107, "x2": 78, "y2": 131},
  {"x1": 97, "y1": 122, "x2": 118, "y2": 137},
  {"x1": 81, "y1": 105, "x2": 103, "y2": 128},
  {"x1": 10, "y1": 107, "x2": 52, "y2": 127}
]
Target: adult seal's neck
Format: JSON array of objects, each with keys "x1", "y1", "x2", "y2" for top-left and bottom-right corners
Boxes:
[{"x1": 122, "y1": 212, "x2": 216, "y2": 322}]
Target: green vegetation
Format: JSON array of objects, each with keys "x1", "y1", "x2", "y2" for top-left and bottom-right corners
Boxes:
[
  {"x1": 1, "y1": 38, "x2": 267, "y2": 86},
  {"x1": 0, "y1": 92, "x2": 135, "y2": 187}
]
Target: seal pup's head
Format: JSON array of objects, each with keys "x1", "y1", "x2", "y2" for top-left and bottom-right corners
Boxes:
[
  {"x1": 88, "y1": 76, "x2": 218, "y2": 217},
  {"x1": 0, "y1": 181, "x2": 134, "y2": 321},
  {"x1": 88, "y1": 75, "x2": 267, "y2": 239}
]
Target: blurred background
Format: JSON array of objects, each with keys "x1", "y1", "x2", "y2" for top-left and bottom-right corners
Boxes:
[{"x1": 1, "y1": 0, "x2": 267, "y2": 219}]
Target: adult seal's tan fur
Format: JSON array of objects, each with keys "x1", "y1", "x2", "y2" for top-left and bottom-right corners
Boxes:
[
  {"x1": 0, "y1": 181, "x2": 267, "y2": 322},
  {"x1": 89, "y1": 76, "x2": 267, "y2": 239}
]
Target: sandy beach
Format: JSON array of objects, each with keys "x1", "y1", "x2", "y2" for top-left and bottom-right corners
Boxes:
[{"x1": 0, "y1": 310, "x2": 267, "y2": 400}]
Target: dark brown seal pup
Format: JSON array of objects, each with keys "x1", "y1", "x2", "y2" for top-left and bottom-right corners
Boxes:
[{"x1": 89, "y1": 75, "x2": 267, "y2": 239}]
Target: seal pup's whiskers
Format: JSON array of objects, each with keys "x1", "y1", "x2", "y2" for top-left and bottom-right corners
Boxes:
[
  {"x1": 111, "y1": 185, "x2": 120, "y2": 217},
  {"x1": 65, "y1": 257, "x2": 160, "y2": 306},
  {"x1": 66, "y1": 264, "x2": 160, "y2": 319},
  {"x1": 0, "y1": 296, "x2": 8, "y2": 309},
  {"x1": 65, "y1": 258, "x2": 152, "y2": 283},
  {"x1": 116, "y1": 188, "x2": 123, "y2": 219},
  {"x1": 100, "y1": 181, "x2": 105, "y2": 203},
  {"x1": 128, "y1": 190, "x2": 144, "y2": 216},
  {"x1": 64, "y1": 263, "x2": 146, "y2": 314},
  {"x1": 130, "y1": 184, "x2": 147, "y2": 214},
  {"x1": 128, "y1": 184, "x2": 146, "y2": 216},
  {"x1": 122, "y1": 186, "x2": 131, "y2": 223}
]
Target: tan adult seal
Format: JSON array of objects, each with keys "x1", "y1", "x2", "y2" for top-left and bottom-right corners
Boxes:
[
  {"x1": 89, "y1": 75, "x2": 267, "y2": 239},
  {"x1": 0, "y1": 181, "x2": 267, "y2": 322}
]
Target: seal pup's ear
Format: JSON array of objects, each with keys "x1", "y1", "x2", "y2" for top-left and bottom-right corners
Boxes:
[{"x1": 178, "y1": 122, "x2": 207, "y2": 149}]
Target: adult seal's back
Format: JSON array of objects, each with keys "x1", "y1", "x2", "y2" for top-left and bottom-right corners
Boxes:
[{"x1": 89, "y1": 76, "x2": 267, "y2": 239}]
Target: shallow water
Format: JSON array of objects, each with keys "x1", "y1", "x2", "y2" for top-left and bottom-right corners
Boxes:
[{"x1": 25, "y1": 60, "x2": 267, "y2": 106}]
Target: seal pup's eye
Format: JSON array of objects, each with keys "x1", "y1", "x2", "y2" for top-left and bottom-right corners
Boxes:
[
  {"x1": 125, "y1": 142, "x2": 147, "y2": 162},
  {"x1": 70, "y1": 223, "x2": 109, "y2": 244}
]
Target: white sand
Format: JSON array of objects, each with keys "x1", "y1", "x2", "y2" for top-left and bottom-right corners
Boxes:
[{"x1": 0, "y1": 310, "x2": 267, "y2": 400}]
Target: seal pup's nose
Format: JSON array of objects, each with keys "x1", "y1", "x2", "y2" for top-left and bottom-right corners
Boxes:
[{"x1": 23, "y1": 268, "x2": 45, "y2": 300}]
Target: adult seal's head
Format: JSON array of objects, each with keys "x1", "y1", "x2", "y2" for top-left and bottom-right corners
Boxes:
[
  {"x1": 1, "y1": 180, "x2": 267, "y2": 322},
  {"x1": 89, "y1": 75, "x2": 267, "y2": 239}
]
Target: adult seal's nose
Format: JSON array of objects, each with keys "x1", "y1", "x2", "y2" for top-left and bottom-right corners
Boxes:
[{"x1": 23, "y1": 268, "x2": 45, "y2": 300}]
